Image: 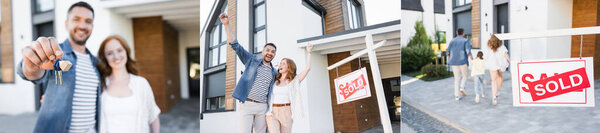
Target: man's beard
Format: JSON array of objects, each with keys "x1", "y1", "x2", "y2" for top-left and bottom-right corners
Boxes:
[
  {"x1": 263, "y1": 58, "x2": 271, "y2": 63},
  {"x1": 70, "y1": 31, "x2": 89, "y2": 45}
]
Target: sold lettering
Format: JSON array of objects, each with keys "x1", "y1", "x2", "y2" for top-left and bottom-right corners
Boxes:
[
  {"x1": 338, "y1": 74, "x2": 367, "y2": 99},
  {"x1": 520, "y1": 67, "x2": 590, "y2": 101}
]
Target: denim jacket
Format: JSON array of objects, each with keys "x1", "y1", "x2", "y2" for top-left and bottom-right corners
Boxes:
[
  {"x1": 447, "y1": 36, "x2": 472, "y2": 65},
  {"x1": 228, "y1": 40, "x2": 278, "y2": 105},
  {"x1": 17, "y1": 39, "x2": 101, "y2": 133}
]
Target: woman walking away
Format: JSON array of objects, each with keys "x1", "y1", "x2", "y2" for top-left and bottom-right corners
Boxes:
[
  {"x1": 471, "y1": 51, "x2": 485, "y2": 103},
  {"x1": 265, "y1": 44, "x2": 313, "y2": 133},
  {"x1": 484, "y1": 35, "x2": 510, "y2": 106}
]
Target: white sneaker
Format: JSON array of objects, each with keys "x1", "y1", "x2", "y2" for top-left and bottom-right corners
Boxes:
[
  {"x1": 475, "y1": 94, "x2": 480, "y2": 103},
  {"x1": 455, "y1": 96, "x2": 460, "y2": 101}
]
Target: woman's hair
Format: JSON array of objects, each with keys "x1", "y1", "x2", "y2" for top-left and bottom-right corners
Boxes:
[
  {"x1": 488, "y1": 34, "x2": 502, "y2": 52},
  {"x1": 97, "y1": 35, "x2": 139, "y2": 89},
  {"x1": 477, "y1": 51, "x2": 484, "y2": 59},
  {"x1": 275, "y1": 58, "x2": 297, "y2": 84}
]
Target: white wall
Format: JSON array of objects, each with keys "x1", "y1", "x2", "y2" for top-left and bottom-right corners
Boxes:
[
  {"x1": 401, "y1": 10, "x2": 422, "y2": 47},
  {"x1": 178, "y1": 30, "x2": 200, "y2": 99},
  {"x1": 402, "y1": 2, "x2": 448, "y2": 47},
  {"x1": 445, "y1": 0, "x2": 454, "y2": 46},
  {"x1": 508, "y1": 0, "x2": 572, "y2": 61},
  {"x1": 0, "y1": 0, "x2": 36, "y2": 115},
  {"x1": 480, "y1": 0, "x2": 493, "y2": 51},
  {"x1": 363, "y1": 0, "x2": 401, "y2": 26},
  {"x1": 546, "y1": 0, "x2": 572, "y2": 59}
]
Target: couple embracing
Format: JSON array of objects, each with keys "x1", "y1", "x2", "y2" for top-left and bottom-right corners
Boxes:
[
  {"x1": 218, "y1": 13, "x2": 312, "y2": 133},
  {"x1": 19, "y1": 1, "x2": 160, "y2": 133}
]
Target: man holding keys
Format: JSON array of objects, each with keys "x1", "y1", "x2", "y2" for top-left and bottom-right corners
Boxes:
[{"x1": 18, "y1": 2, "x2": 102, "y2": 132}]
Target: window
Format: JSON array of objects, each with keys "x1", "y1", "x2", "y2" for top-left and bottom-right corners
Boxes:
[
  {"x1": 207, "y1": 3, "x2": 228, "y2": 68},
  {"x1": 455, "y1": 0, "x2": 472, "y2": 7},
  {"x1": 34, "y1": 0, "x2": 54, "y2": 13},
  {"x1": 346, "y1": 0, "x2": 362, "y2": 29},
  {"x1": 205, "y1": 71, "x2": 226, "y2": 111},
  {"x1": 251, "y1": 0, "x2": 267, "y2": 54},
  {"x1": 203, "y1": 1, "x2": 229, "y2": 112}
]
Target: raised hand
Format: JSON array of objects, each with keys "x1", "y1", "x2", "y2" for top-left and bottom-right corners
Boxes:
[
  {"x1": 306, "y1": 43, "x2": 313, "y2": 53},
  {"x1": 219, "y1": 13, "x2": 229, "y2": 25}
]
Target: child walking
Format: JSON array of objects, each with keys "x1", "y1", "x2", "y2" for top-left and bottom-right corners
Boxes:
[{"x1": 471, "y1": 51, "x2": 486, "y2": 103}]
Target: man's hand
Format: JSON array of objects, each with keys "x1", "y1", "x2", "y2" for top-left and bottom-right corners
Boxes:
[
  {"x1": 23, "y1": 37, "x2": 63, "y2": 70},
  {"x1": 219, "y1": 13, "x2": 229, "y2": 25},
  {"x1": 469, "y1": 55, "x2": 473, "y2": 60}
]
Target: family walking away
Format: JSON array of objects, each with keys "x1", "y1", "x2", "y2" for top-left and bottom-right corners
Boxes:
[{"x1": 448, "y1": 28, "x2": 510, "y2": 105}]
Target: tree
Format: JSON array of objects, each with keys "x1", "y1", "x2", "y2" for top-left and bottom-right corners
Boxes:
[{"x1": 407, "y1": 21, "x2": 433, "y2": 47}]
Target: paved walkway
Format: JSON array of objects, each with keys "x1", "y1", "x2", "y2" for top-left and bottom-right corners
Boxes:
[
  {"x1": 0, "y1": 98, "x2": 200, "y2": 133},
  {"x1": 401, "y1": 72, "x2": 600, "y2": 133}
]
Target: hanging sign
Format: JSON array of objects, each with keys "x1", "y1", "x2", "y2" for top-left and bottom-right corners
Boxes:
[
  {"x1": 511, "y1": 57, "x2": 595, "y2": 107},
  {"x1": 334, "y1": 67, "x2": 372, "y2": 104}
]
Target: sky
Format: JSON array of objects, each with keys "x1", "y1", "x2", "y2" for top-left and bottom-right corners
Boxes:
[{"x1": 200, "y1": 0, "x2": 401, "y2": 32}]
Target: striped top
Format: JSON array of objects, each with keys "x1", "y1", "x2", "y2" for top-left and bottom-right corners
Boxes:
[
  {"x1": 69, "y1": 51, "x2": 98, "y2": 133},
  {"x1": 247, "y1": 63, "x2": 273, "y2": 103}
]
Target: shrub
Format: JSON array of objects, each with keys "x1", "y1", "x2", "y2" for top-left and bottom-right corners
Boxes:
[
  {"x1": 401, "y1": 45, "x2": 435, "y2": 72},
  {"x1": 421, "y1": 64, "x2": 450, "y2": 78}
]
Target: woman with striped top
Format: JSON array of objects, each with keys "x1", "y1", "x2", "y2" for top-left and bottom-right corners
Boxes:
[{"x1": 97, "y1": 35, "x2": 161, "y2": 132}]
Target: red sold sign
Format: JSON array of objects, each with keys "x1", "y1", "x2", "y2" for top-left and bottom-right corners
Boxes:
[
  {"x1": 334, "y1": 68, "x2": 372, "y2": 104},
  {"x1": 520, "y1": 67, "x2": 590, "y2": 101},
  {"x1": 512, "y1": 57, "x2": 595, "y2": 107}
]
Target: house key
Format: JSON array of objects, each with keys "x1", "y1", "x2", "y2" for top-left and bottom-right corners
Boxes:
[{"x1": 54, "y1": 60, "x2": 72, "y2": 85}]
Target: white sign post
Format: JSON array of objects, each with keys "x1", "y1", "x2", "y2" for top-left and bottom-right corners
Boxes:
[
  {"x1": 327, "y1": 34, "x2": 392, "y2": 133},
  {"x1": 510, "y1": 57, "x2": 595, "y2": 107}
]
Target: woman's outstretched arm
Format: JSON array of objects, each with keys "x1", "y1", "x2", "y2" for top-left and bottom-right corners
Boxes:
[{"x1": 297, "y1": 44, "x2": 313, "y2": 82}]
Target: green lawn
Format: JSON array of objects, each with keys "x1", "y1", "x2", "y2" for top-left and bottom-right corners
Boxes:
[{"x1": 404, "y1": 70, "x2": 453, "y2": 81}]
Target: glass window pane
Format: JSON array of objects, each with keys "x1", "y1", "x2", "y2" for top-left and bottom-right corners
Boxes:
[
  {"x1": 255, "y1": 0, "x2": 264, "y2": 4},
  {"x1": 36, "y1": 0, "x2": 54, "y2": 13},
  {"x1": 219, "y1": 44, "x2": 227, "y2": 64},
  {"x1": 222, "y1": 4, "x2": 228, "y2": 14},
  {"x1": 212, "y1": 26, "x2": 220, "y2": 47},
  {"x1": 211, "y1": 49, "x2": 218, "y2": 67},
  {"x1": 354, "y1": 8, "x2": 360, "y2": 28},
  {"x1": 208, "y1": 50, "x2": 213, "y2": 67},
  {"x1": 220, "y1": 24, "x2": 227, "y2": 43},
  {"x1": 210, "y1": 98, "x2": 217, "y2": 110},
  {"x1": 206, "y1": 98, "x2": 211, "y2": 110},
  {"x1": 255, "y1": 4, "x2": 265, "y2": 28},
  {"x1": 466, "y1": 0, "x2": 472, "y2": 4},
  {"x1": 219, "y1": 96, "x2": 226, "y2": 109},
  {"x1": 254, "y1": 30, "x2": 266, "y2": 53}
]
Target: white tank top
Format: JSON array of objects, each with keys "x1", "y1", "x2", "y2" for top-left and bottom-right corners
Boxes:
[
  {"x1": 272, "y1": 82, "x2": 291, "y2": 104},
  {"x1": 101, "y1": 92, "x2": 138, "y2": 132}
]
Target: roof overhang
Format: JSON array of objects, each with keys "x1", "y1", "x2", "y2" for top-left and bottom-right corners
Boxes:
[
  {"x1": 297, "y1": 20, "x2": 400, "y2": 65},
  {"x1": 100, "y1": 0, "x2": 200, "y2": 31}
]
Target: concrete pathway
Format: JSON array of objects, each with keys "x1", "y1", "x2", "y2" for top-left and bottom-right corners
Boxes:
[
  {"x1": 0, "y1": 98, "x2": 200, "y2": 133},
  {"x1": 401, "y1": 72, "x2": 600, "y2": 133}
]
